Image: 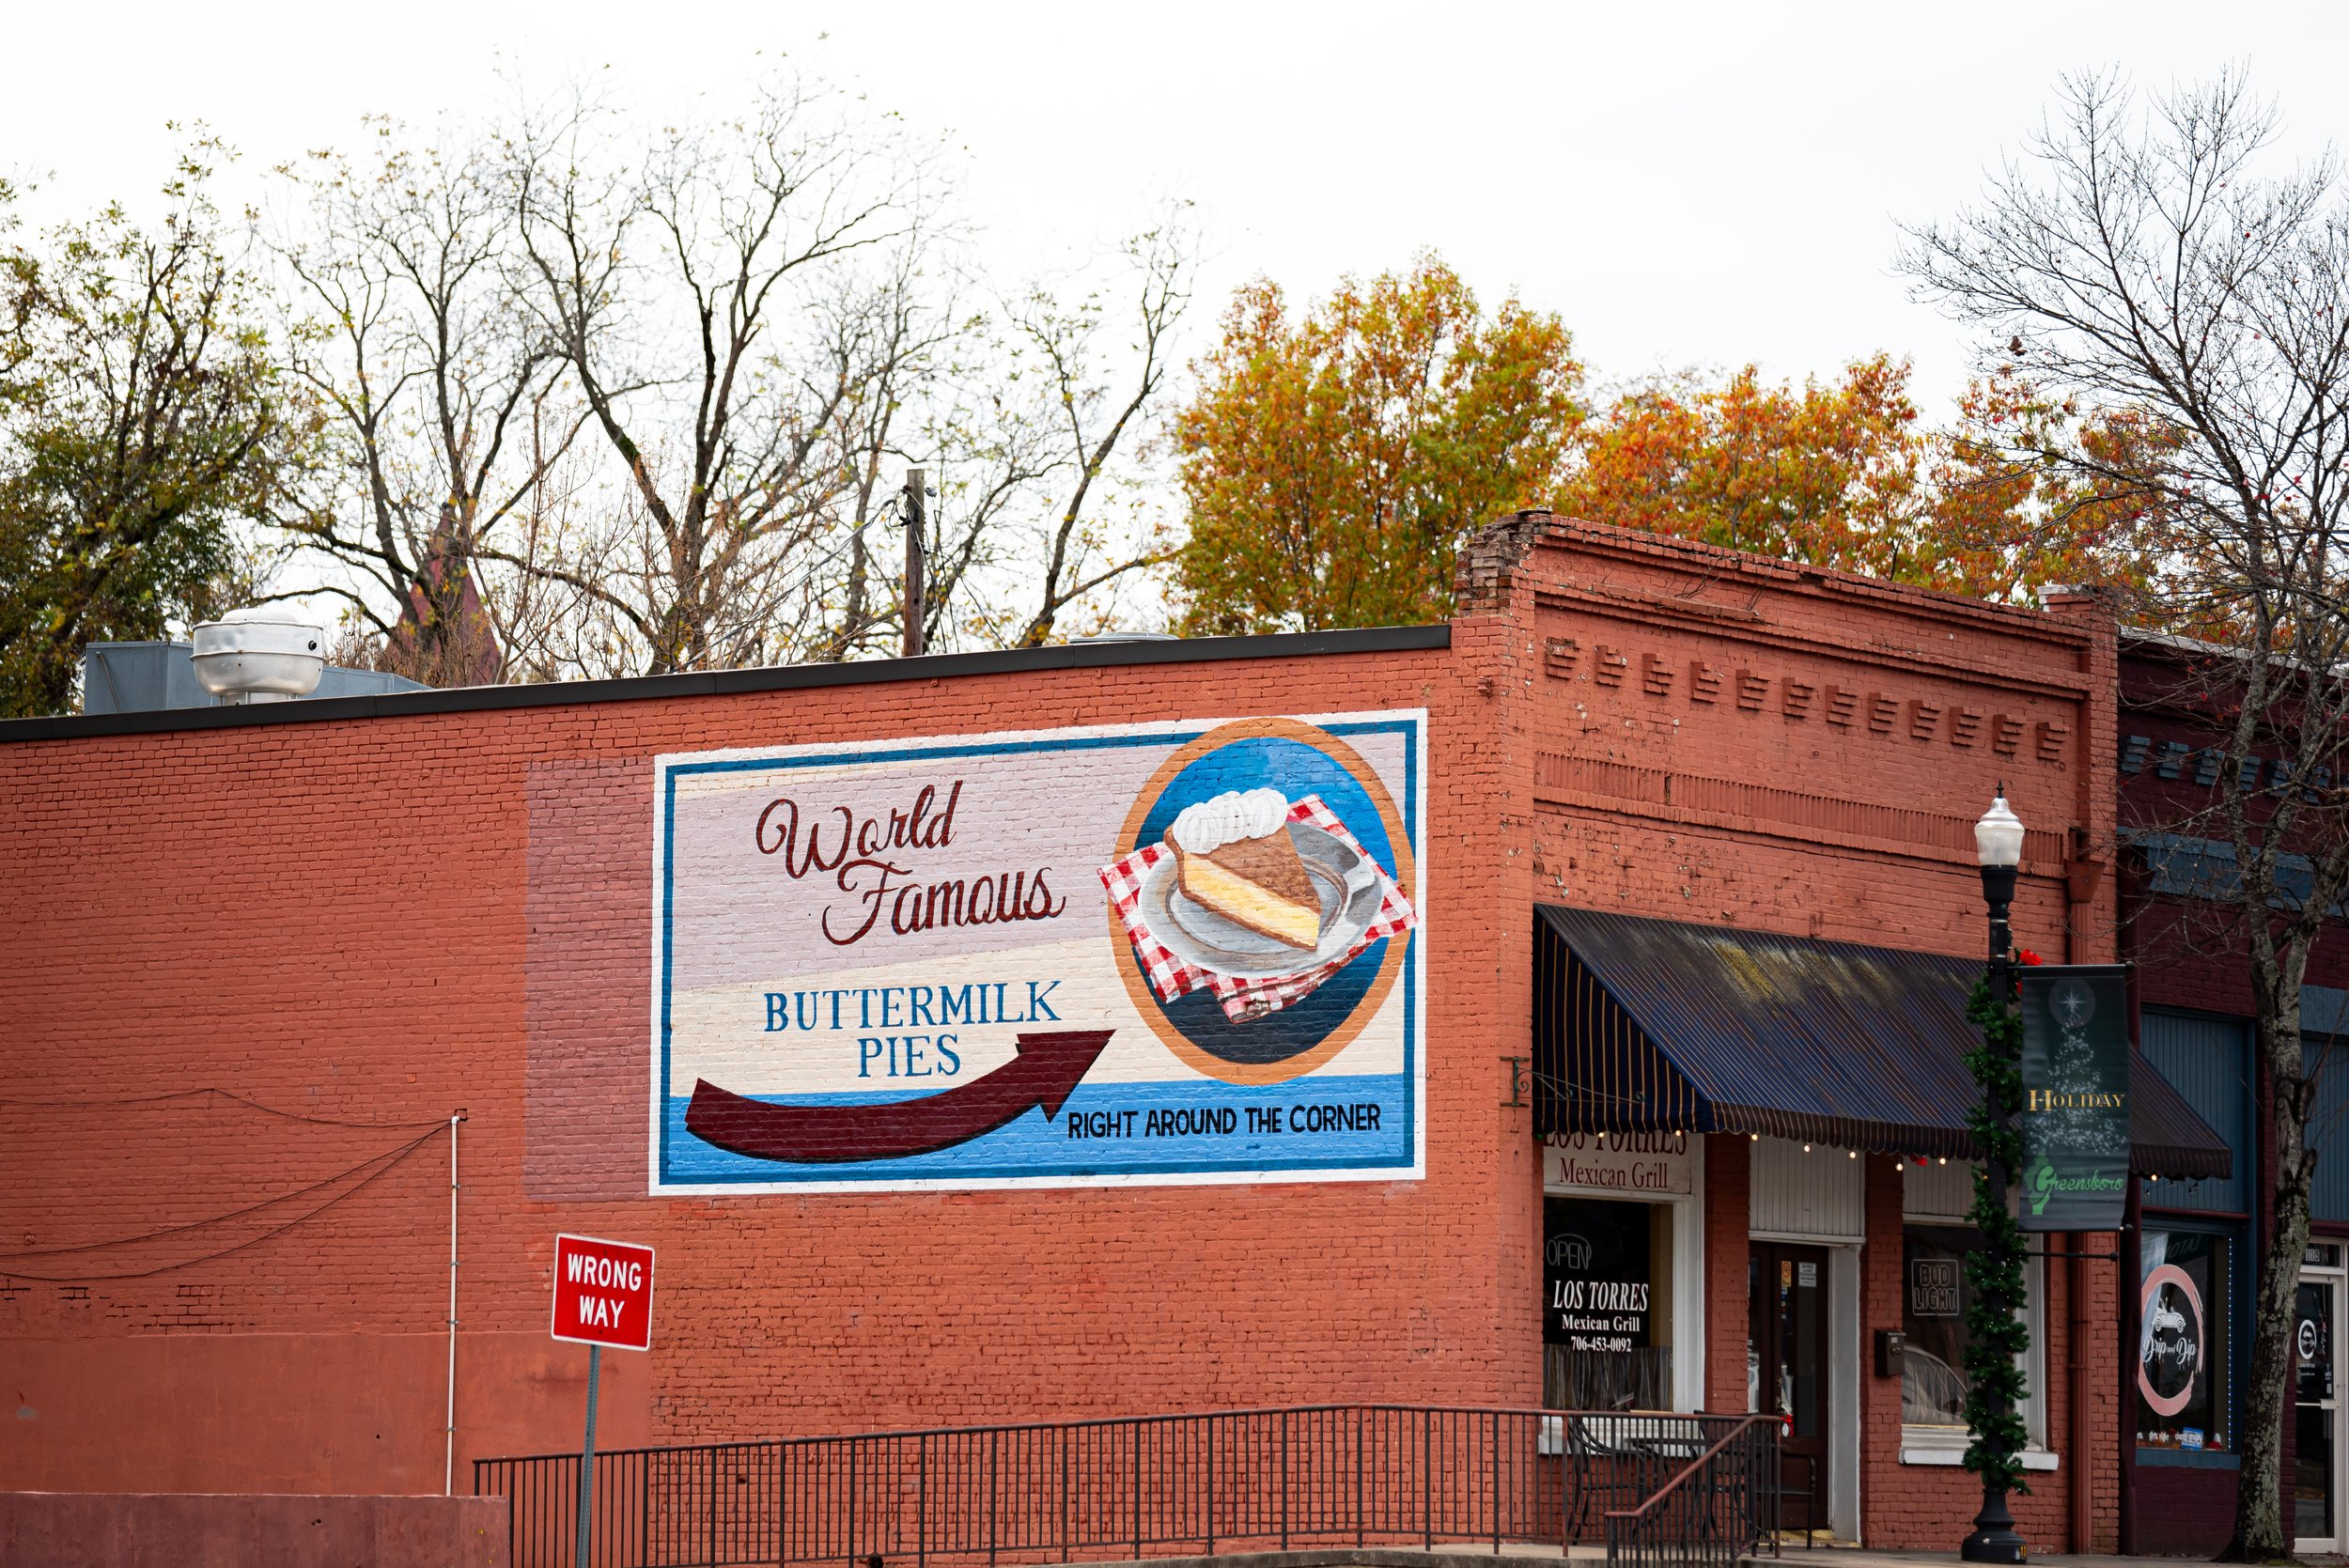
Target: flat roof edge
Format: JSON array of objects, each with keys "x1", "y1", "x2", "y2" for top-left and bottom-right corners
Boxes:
[{"x1": 0, "y1": 625, "x2": 1453, "y2": 744}]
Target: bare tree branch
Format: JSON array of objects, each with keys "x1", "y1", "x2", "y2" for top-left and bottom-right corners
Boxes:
[{"x1": 1903, "y1": 70, "x2": 2349, "y2": 1558}]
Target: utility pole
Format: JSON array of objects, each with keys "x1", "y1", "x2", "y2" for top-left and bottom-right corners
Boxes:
[{"x1": 903, "y1": 468, "x2": 926, "y2": 659}]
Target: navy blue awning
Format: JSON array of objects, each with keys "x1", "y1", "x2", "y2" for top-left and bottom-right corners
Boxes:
[{"x1": 1533, "y1": 905, "x2": 2232, "y2": 1182}]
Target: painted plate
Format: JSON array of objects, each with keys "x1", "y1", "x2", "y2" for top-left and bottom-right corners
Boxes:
[{"x1": 1138, "y1": 823, "x2": 1383, "y2": 979}]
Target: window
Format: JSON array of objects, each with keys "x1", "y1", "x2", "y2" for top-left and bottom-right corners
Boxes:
[
  {"x1": 1541, "y1": 1135, "x2": 1705, "y2": 1413},
  {"x1": 1903, "y1": 1224, "x2": 1974, "y2": 1427},
  {"x1": 2139, "y1": 1227, "x2": 2235, "y2": 1453},
  {"x1": 1899, "y1": 1162, "x2": 2049, "y2": 1466},
  {"x1": 2308, "y1": 1035, "x2": 2349, "y2": 1225},
  {"x1": 1544, "y1": 1196, "x2": 1673, "y2": 1409}
]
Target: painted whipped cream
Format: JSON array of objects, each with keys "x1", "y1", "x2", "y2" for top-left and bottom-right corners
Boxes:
[{"x1": 1168, "y1": 787, "x2": 1291, "y2": 853}]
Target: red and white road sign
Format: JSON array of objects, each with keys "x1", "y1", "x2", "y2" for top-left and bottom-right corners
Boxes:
[{"x1": 551, "y1": 1234, "x2": 656, "y2": 1351}]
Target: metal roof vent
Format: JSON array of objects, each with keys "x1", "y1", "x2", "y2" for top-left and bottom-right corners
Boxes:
[{"x1": 189, "y1": 609, "x2": 326, "y2": 704}]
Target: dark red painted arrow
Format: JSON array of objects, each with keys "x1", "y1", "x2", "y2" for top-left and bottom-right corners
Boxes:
[{"x1": 684, "y1": 1030, "x2": 1114, "y2": 1164}]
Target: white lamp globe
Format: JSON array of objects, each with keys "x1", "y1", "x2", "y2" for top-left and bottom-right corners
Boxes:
[{"x1": 1974, "y1": 795, "x2": 2026, "y2": 869}]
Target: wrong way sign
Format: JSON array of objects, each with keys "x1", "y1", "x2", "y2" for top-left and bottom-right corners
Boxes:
[{"x1": 552, "y1": 1234, "x2": 656, "y2": 1351}]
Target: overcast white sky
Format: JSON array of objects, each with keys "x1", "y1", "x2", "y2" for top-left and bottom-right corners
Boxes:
[{"x1": 7, "y1": 1, "x2": 2345, "y2": 431}]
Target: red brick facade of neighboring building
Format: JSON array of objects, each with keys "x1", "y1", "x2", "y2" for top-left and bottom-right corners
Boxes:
[{"x1": 2115, "y1": 641, "x2": 2349, "y2": 1556}]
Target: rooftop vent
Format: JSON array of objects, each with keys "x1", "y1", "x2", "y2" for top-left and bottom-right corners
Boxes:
[{"x1": 189, "y1": 609, "x2": 326, "y2": 704}]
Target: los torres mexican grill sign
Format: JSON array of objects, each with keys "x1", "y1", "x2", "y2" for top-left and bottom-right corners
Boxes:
[
  {"x1": 2016, "y1": 964, "x2": 2131, "y2": 1233},
  {"x1": 552, "y1": 1233, "x2": 656, "y2": 1351}
]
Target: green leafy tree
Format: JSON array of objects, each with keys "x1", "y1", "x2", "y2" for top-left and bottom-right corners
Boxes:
[
  {"x1": 0, "y1": 148, "x2": 317, "y2": 716},
  {"x1": 1174, "y1": 256, "x2": 1582, "y2": 633}
]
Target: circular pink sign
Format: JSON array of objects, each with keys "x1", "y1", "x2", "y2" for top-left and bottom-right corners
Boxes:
[{"x1": 2139, "y1": 1264, "x2": 2204, "y2": 1420}]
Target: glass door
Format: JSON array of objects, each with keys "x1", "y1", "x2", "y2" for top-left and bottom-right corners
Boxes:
[
  {"x1": 1750, "y1": 1242, "x2": 1831, "y2": 1539},
  {"x1": 2298, "y1": 1254, "x2": 2342, "y2": 1552}
]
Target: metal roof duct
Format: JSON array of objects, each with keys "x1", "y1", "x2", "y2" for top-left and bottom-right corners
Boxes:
[
  {"x1": 190, "y1": 612, "x2": 326, "y2": 703},
  {"x1": 81, "y1": 643, "x2": 429, "y2": 715}
]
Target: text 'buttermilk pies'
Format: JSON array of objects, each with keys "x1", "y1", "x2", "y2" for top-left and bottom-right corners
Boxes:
[{"x1": 1165, "y1": 787, "x2": 1321, "y2": 950}]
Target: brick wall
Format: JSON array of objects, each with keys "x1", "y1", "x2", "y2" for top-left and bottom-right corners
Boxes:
[
  {"x1": 0, "y1": 642, "x2": 1526, "y2": 1492},
  {"x1": 1702, "y1": 1135, "x2": 1750, "y2": 1410},
  {"x1": 2116, "y1": 642, "x2": 2349, "y2": 1553},
  {"x1": 1853, "y1": 1159, "x2": 2117, "y2": 1550},
  {"x1": 0, "y1": 517, "x2": 2135, "y2": 1553},
  {"x1": 0, "y1": 1491, "x2": 509, "y2": 1568}
]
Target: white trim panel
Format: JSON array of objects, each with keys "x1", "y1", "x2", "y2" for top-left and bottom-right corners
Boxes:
[{"x1": 1749, "y1": 1138, "x2": 1864, "y2": 1242}]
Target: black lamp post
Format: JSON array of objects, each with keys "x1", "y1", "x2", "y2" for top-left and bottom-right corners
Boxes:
[{"x1": 1963, "y1": 791, "x2": 2028, "y2": 1565}]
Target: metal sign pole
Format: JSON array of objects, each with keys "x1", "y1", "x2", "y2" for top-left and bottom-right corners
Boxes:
[
  {"x1": 551, "y1": 1233, "x2": 650, "y2": 1567},
  {"x1": 576, "y1": 1343, "x2": 601, "y2": 1568}
]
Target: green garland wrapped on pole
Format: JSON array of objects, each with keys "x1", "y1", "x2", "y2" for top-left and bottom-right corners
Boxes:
[
  {"x1": 1964, "y1": 972, "x2": 2031, "y2": 1498},
  {"x1": 1961, "y1": 791, "x2": 2030, "y2": 1563}
]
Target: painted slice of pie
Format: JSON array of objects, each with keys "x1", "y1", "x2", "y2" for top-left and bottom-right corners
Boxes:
[{"x1": 1164, "y1": 787, "x2": 1322, "y2": 951}]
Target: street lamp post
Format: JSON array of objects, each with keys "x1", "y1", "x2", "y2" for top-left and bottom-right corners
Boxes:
[{"x1": 1963, "y1": 792, "x2": 2029, "y2": 1565}]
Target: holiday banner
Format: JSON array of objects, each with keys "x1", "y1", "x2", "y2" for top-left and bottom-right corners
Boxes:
[
  {"x1": 650, "y1": 712, "x2": 1425, "y2": 1192},
  {"x1": 2017, "y1": 964, "x2": 2132, "y2": 1232}
]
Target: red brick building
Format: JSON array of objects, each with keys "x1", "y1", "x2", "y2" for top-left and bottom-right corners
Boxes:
[
  {"x1": 2114, "y1": 632, "x2": 2349, "y2": 1555},
  {"x1": 0, "y1": 518, "x2": 2230, "y2": 1551}
]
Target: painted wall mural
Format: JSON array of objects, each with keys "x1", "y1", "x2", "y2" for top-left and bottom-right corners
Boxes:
[{"x1": 651, "y1": 712, "x2": 1425, "y2": 1192}]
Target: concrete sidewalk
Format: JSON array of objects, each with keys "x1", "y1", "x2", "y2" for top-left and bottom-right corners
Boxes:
[
  {"x1": 1733, "y1": 1556, "x2": 2275, "y2": 1568},
  {"x1": 1097, "y1": 1546, "x2": 2275, "y2": 1568}
]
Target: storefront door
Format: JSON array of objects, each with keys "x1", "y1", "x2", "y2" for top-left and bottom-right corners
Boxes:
[
  {"x1": 1750, "y1": 1241, "x2": 1831, "y2": 1535},
  {"x1": 2298, "y1": 1253, "x2": 2343, "y2": 1551}
]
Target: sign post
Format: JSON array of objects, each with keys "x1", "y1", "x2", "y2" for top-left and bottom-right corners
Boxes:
[
  {"x1": 2016, "y1": 965, "x2": 2132, "y2": 1232},
  {"x1": 578, "y1": 1343, "x2": 599, "y2": 1567},
  {"x1": 552, "y1": 1234, "x2": 656, "y2": 1568}
]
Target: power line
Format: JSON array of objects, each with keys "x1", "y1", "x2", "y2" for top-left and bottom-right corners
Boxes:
[
  {"x1": 0, "y1": 1086, "x2": 450, "y2": 1130},
  {"x1": 0, "y1": 1127, "x2": 440, "y2": 1264},
  {"x1": 0, "y1": 1126, "x2": 447, "y2": 1284}
]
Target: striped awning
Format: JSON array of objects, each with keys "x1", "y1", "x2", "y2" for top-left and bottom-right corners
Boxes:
[{"x1": 1534, "y1": 905, "x2": 2232, "y2": 1181}]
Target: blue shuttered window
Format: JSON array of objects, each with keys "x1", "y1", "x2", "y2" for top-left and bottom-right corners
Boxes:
[
  {"x1": 2141, "y1": 1009, "x2": 2251, "y2": 1213},
  {"x1": 2309, "y1": 1036, "x2": 2349, "y2": 1224}
]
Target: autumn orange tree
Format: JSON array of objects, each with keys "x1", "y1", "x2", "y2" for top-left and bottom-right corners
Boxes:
[
  {"x1": 1172, "y1": 262, "x2": 2162, "y2": 635},
  {"x1": 1555, "y1": 354, "x2": 1925, "y2": 573},
  {"x1": 1556, "y1": 354, "x2": 2165, "y2": 604},
  {"x1": 1174, "y1": 256, "x2": 1582, "y2": 633}
]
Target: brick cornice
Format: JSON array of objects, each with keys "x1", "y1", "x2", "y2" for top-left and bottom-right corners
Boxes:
[
  {"x1": 1533, "y1": 750, "x2": 2070, "y2": 876},
  {"x1": 1530, "y1": 582, "x2": 2092, "y2": 701},
  {"x1": 1525, "y1": 518, "x2": 2097, "y2": 649}
]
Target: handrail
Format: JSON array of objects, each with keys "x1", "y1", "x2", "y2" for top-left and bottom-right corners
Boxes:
[
  {"x1": 476, "y1": 1400, "x2": 1644, "y2": 1467},
  {"x1": 474, "y1": 1402, "x2": 1761, "y2": 1568},
  {"x1": 1600, "y1": 1414, "x2": 1778, "y2": 1524},
  {"x1": 1598, "y1": 1412, "x2": 1781, "y2": 1568}
]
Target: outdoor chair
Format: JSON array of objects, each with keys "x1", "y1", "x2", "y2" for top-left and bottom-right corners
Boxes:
[
  {"x1": 1771, "y1": 1452, "x2": 1820, "y2": 1548},
  {"x1": 1562, "y1": 1415, "x2": 1639, "y2": 1541}
]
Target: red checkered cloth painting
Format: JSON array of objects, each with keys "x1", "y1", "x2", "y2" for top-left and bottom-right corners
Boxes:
[{"x1": 1098, "y1": 794, "x2": 1417, "y2": 1023}]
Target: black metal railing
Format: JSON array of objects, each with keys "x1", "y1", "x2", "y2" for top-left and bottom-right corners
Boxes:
[
  {"x1": 1603, "y1": 1414, "x2": 1783, "y2": 1568},
  {"x1": 475, "y1": 1405, "x2": 1776, "y2": 1568}
]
